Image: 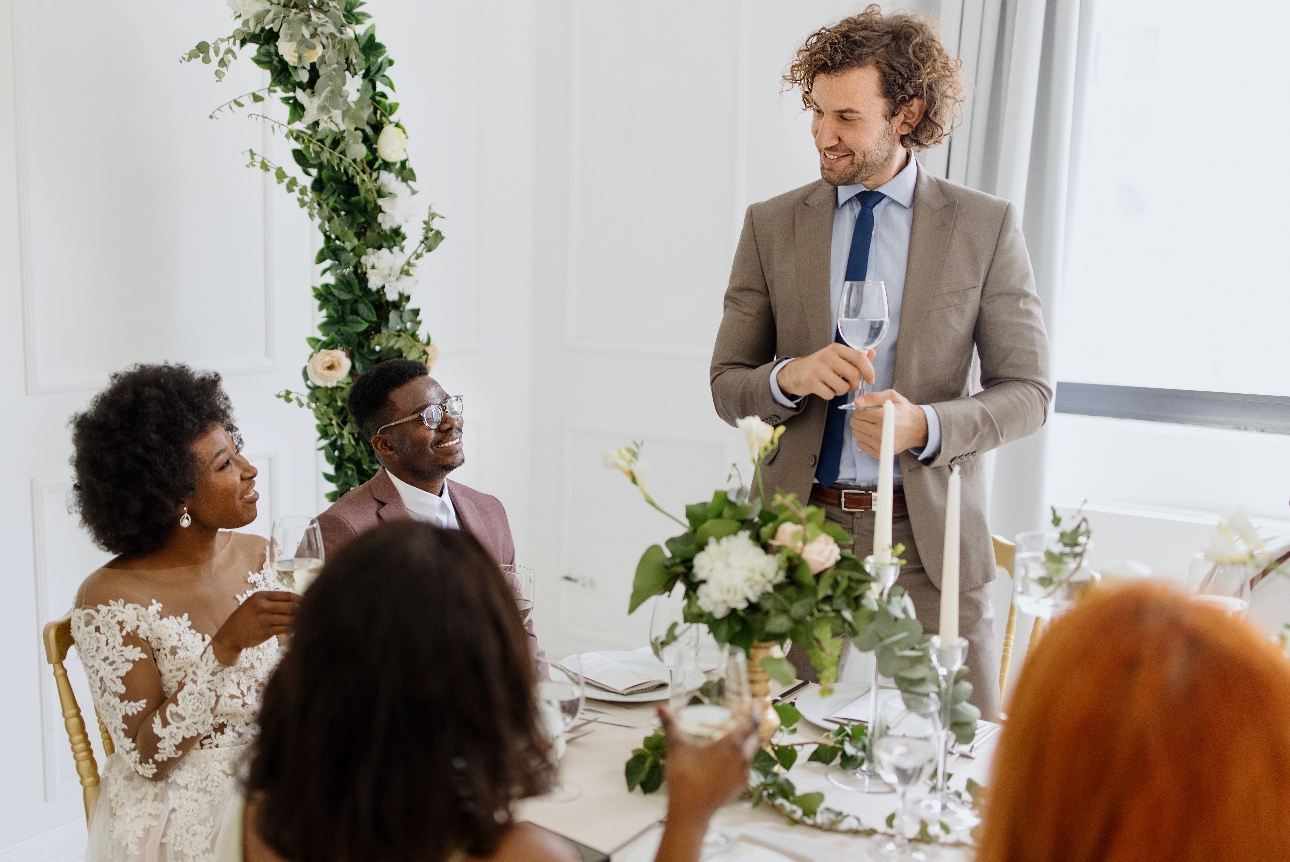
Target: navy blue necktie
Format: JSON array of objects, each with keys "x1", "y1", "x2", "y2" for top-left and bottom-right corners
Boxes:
[{"x1": 815, "y1": 190, "x2": 886, "y2": 489}]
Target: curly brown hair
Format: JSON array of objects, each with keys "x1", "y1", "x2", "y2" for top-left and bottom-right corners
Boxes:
[{"x1": 785, "y1": 5, "x2": 964, "y2": 151}]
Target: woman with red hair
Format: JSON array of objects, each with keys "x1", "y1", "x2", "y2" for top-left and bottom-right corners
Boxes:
[{"x1": 977, "y1": 583, "x2": 1290, "y2": 862}]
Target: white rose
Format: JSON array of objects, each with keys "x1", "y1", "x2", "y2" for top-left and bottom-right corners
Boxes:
[
  {"x1": 377, "y1": 124, "x2": 408, "y2": 161},
  {"x1": 228, "y1": 0, "x2": 269, "y2": 17},
  {"x1": 306, "y1": 349, "x2": 351, "y2": 388},
  {"x1": 800, "y1": 533, "x2": 841, "y2": 575},
  {"x1": 424, "y1": 341, "x2": 441, "y2": 372},
  {"x1": 736, "y1": 415, "x2": 775, "y2": 460},
  {"x1": 277, "y1": 36, "x2": 320, "y2": 66}
]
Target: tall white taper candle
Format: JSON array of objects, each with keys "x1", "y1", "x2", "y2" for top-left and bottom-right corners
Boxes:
[
  {"x1": 939, "y1": 465, "x2": 961, "y2": 642},
  {"x1": 873, "y1": 400, "x2": 895, "y2": 564}
]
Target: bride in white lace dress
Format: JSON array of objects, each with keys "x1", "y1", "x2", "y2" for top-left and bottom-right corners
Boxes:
[{"x1": 68, "y1": 365, "x2": 300, "y2": 862}]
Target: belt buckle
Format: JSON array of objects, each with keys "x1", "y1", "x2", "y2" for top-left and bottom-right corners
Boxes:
[{"x1": 839, "y1": 490, "x2": 874, "y2": 512}]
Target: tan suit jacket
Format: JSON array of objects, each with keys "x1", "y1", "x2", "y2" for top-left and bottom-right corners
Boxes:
[{"x1": 710, "y1": 166, "x2": 1052, "y2": 591}]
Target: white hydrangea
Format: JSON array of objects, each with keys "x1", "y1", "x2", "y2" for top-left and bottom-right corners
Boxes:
[
  {"x1": 361, "y1": 246, "x2": 418, "y2": 301},
  {"x1": 375, "y1": 171, "x2": 418, "y2": 229},
  {"x1": 692, "y1": 531, "x2": 785, "y2": 619}
]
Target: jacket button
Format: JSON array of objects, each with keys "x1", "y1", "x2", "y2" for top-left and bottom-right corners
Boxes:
[
  {"x1": 807, "y1": 454, "x2": 817, "y2": 467},
  {"x1": 766, "y1": 415, "x2": 781, "y2": 425}
]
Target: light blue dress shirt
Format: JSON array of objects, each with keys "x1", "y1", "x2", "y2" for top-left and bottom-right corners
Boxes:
[{"x1": 769, "y1": 154, "x2": 942, "y2": 486}]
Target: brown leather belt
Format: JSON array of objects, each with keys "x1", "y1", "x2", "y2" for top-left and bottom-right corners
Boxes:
[{"x1": 810, "y1": 484, "x2": 906, "y2": 512}]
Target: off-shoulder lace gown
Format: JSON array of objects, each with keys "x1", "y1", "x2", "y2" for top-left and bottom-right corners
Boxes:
[{"x1": 72, "y1": 533, "x2": 283, "y2": 862}]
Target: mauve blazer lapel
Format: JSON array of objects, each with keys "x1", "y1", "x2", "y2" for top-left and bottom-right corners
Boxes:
[
  {"x1": 447, "y1": 480, "x2": 484, "y2": 539},
  {"x1": 892, "y1": 168, "x2": 957, "y2": 396},
  {"x1": 796, "y1": 181, "x2": 838, "y2": 350},
  {"x1": 370, "y1": 468, "x2": 410, "y2": 522}
]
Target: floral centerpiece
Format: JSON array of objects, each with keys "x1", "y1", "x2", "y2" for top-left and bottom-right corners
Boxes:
[
  {"x1": 607, "y1": 416, "x2": 978, "y2": 802},
  {"x1": 185, "y1": 0, "x2": 442, "y2": 500}
]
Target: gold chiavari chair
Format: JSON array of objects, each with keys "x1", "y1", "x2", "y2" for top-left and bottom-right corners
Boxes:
[
  {"x1": 43, "y1": 613, "x2": 114, "y2": 822},
  {"x1": 994, "y1": 535, "x2": 1044, "y2": 702}
]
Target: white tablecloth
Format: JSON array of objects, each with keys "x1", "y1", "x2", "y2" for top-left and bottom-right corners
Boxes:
[{"x1": 517, "y1": 689, "x2": 998, "y2": 861}]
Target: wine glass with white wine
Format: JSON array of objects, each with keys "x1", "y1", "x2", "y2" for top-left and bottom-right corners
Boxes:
[
  {"x1": 270, "y1": 516, "x2": 325, "y2": 594},
  {"x1": 674, "y1": 648, "x2": 754, "y2": 744},
  {"x1": 837, "y1": 280, "x2": 890, "y2": 410},
  {"x1": 540, "y1": 652, "x2": 587, "y2": 802}
]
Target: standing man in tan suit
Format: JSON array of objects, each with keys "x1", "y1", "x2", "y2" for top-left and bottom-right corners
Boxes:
[{"x1": 710, "y1": 7, "x2": 1051, "y2": 719}]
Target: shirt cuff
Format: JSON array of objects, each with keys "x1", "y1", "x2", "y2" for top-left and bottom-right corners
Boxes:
[
  {"x1": 769, "y1": 359, "x2": 803, "y2": 410},
  {"x1": 915, "y1": 404, "x2": 942, "y2": 461}
]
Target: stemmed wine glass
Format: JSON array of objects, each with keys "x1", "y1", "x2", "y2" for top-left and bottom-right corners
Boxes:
[
  {"x1": 869, "y1": 697, "x2": 939, "y2": 861},
  {"x1": 674, "y1": 648, "x2": 753, "y2": 744},
  {"x1": 650, "y1": 591, "x2": 701, "y2": 711},
  {"x1": 1188, "y1": 552, "x2": 1251, "y2": 615},
  {"x1": 540, "y1": 652, "x2": 586, "y2": 802},
  {"x1": 837, "y1": 280, "x2": 890, "y2": 410},
  {"x1": 270, "y1": 516, "x2": 325, "y2": 594},
  {"x1": 501, "y1": 564, "x2": 535, "y2": 626}
]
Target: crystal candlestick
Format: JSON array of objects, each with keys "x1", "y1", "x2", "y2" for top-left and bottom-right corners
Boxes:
[
  {"x1": 829, "y1": 556, "x2": 901, "y2": 794},
  {"x1": 927, "y1": 635, "x2": 980, "y2": 831}
]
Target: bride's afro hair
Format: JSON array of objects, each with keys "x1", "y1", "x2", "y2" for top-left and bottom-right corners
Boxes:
[{"x1": 69, "y1": 363, "x2": 240, "y2": 557}]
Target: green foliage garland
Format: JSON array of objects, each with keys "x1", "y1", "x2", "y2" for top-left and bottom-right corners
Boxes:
[{"x1": 186, "y1": 0, "x2": 442, "y2": 500}]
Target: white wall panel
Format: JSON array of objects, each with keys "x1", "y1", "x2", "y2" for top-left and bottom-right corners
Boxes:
[{"x1": 12, "y1": 0, "x2": 274, "y2": 393}]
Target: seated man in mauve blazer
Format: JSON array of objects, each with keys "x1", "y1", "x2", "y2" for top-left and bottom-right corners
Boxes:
[{"x1": 316, "y1": 359, "x2": 543, "y2": 669}]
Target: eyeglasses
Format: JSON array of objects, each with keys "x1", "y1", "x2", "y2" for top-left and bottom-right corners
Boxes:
[{"x1": 373, "y1": 395, "x2": 464, "y2": 437}]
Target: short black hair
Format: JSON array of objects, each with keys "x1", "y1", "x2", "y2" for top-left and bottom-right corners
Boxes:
[
  {"x1": 346, "y1": 359, "x2": 429, "y2": 439},
  {"x1": 246, "y1": 522, "x2": 553, "y2": 862},
  {"x1": 70, "y1": 363, "x2": 240, "y2": 557}
]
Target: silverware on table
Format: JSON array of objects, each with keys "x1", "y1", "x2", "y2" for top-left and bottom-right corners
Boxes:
[
  {"x1": 565, "y1": 728, "x2": 596, "y2": 743},
  {"x1": 772, "y1": 680, "x2": 810, "y2": 704},
  {"x1": 587, "y1": 715, "x2": 636, "y2": 729},
  {"x1": 606, "y1": 817, "x2": 666, "y2": 856}
]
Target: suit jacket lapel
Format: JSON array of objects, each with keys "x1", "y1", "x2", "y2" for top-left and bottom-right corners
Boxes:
[
  {"x1": 371, "y1": 467, "x2": 410, "y2": 522},
  {"x1": 892, "y1": 168, "x2": 957, "y2": 393},
  {"x1": 796, "y1": 181, "x2": 838, "y2": 350},
  {"x1": 447, "y1": 479, "x2": 480, "y2": 535}
]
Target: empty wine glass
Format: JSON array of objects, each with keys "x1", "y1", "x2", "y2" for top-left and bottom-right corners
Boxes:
[
  {"x1": 869, "y1": 724, "x2": 938, "y2": 861},
  {"x1": 501, "y1": 564, "x2": 535, "y2": 626},
  {"x1": 650, "y1": 592, "x2": 700, "y2": 711},
  {"x1": 540, "y1": 652, "x2": 586, "y2": 802},
  {"x1": 675, "y1": 649, "x2": 754, "y2": 744},
  {"x1": 1188, "y1": 552, "x2": 1252, "y2": 615},
  {"x1": 837, "y1": 280, "x2": 890, "y2": 410},
  {"x1": 270, "y1": 516, "x2": 324, "y2": 594}
]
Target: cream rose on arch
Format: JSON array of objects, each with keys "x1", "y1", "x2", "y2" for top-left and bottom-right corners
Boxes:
[
  {"x1": 307, "y1": 349, "x2": 351, "y2": 387},
  {"x1": 377, "y1": 124, "x2": 408, "y2": 161}
]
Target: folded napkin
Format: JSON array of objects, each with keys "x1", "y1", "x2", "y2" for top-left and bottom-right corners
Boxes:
[
  {"x1": 828, "y1": 687, "x2": 907, "y2": 723},
  {"x1": 562, "y1": 653, "x2": 669, "y2": 696}
]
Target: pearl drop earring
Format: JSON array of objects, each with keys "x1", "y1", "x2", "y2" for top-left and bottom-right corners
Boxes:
[{"x1": 180, "y1": 506, "x2": 192, "y2": 528}]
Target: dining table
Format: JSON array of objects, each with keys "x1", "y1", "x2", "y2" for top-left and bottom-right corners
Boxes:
[{"x1": 517, "y1": 680, "x2": 1001, "y2": 861}]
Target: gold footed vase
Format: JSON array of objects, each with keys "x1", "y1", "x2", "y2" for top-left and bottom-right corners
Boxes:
[{"x1": 748, "y1": 641, "x2": 782, "y2": 745}]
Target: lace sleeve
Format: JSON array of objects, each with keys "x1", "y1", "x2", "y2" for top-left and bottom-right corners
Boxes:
[{"x1": 71, "y1": 601, "x2": 231, "y2": 780}]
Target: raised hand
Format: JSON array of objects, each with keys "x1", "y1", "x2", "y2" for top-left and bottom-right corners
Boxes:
[
  {"x1": 776, "y1": 343, "x2": 875, "y2": 401},
  {"x1": 211, "y1": 591, "x2": 300, "y2": 666}
]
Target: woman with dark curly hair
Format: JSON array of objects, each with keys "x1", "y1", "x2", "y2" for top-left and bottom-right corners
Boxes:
[
  {"x1": 69, "y1": 363, "x2": 299, "y2": 862},
  {"x1": 220, "y1": 522, "x2": 758, "y2": 862}
]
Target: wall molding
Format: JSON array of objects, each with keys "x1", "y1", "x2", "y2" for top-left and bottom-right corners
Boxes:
[
  {"x1": 9, "y1": 0, "x2": 277, "y2": 395},
  {"x1": 0, "y1": 823, "x2": 85, "y2": 862},
  {"x1": 1055, "y1": 382, "x2": 1290, "y2": 435}
]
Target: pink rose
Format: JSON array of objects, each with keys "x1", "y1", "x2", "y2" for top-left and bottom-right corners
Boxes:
[
  {"x1": 800, "y1": 534, "x2": 841, "y2": 575},
  {"x1": 768, "y1": 522, "x2": 805, "y2": 552}
]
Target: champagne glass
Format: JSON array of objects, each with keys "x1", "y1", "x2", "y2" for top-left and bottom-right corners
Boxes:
[
  {"x1": 270, "y1": 516, "x2": 325, "y2": 594},
  {"x1": 869, "y1": 717, "x2": 939, "y2": 862},
  {"x1": 837, "y1": 280, "x2": 890, "y2": 410},
  {"x1": 675, "y1": 649, "x2": 754, "y2": 744},
  {"x1": 501, "y1": 564, "x2": 535, "y2": 626},
  {"x1": 540, "y1": 653, "x2": 586, "y2": 802}
]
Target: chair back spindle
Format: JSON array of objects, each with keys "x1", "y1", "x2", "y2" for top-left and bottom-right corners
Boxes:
[{"x1": 42, "y1": 614, "x2": 102, "y2": 823}]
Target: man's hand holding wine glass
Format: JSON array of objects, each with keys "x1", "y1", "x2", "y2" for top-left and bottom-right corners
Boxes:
[{"x1": 776, "y1": 343, "x2": 876, "y2": 400}]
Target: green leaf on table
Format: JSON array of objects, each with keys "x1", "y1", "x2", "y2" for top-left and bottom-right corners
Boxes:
[
  {"x1": 773, "y1": 702, "x2": 803, "y2": 728},
  {"x1": 751, "y1": 747, "x2": 778, "y2": 776},
  {"x1": 772, "y1": 745, "x2": 798, "y2": 771},
  {"x1": 629, "y1": 544, "x2": 673, "y2": 613},
  {"x1": 794, "y1": 792, "x2": 824, "y2": 818},
  {"x1": 639, "y1": 760, "x2": 664, "y2": 794},
  {"x1": 808, "y1": 743, "x2": 842, "y2": 765},
  {"x1": 624, "y1": 751, "x2": 650, "y2": 791},
  {"x1": 759, "y1": 656, "x2": 797, "y2": 686}
]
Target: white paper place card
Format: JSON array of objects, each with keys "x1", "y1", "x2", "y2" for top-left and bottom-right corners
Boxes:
[
  {"x1": 564, "y1": 652, "x2": 668, "y2": 696},
  {"x1": 828, "y1": 687, "x2": 907, "y2": 723}
]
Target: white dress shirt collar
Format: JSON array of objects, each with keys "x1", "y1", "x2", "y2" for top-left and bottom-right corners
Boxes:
[
  {"x1": 386, "y1": 470, "x2": 460, "y2": 531},
  {"x1": 835, "y1": 150, "x2": 918, "y2": 211}
]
